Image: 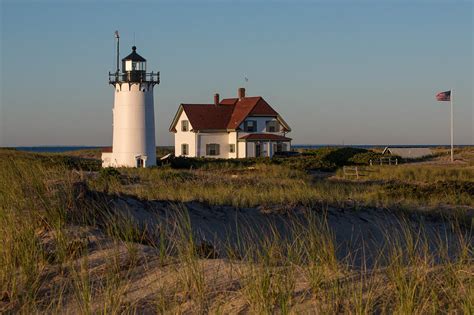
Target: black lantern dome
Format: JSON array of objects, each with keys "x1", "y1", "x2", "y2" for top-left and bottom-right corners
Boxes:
[
  {"x1": 109, "y1": 45, "x2": 159, "y2": 86},
  {"x1": 122, "y1": 46, "x2": 147, "y2": 71}
]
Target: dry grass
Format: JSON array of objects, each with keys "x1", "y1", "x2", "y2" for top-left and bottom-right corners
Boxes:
[{"x1": 0, "y1": 148, "x2": 473, "y2": 313}]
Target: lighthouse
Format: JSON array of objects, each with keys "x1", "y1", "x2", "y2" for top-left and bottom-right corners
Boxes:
[{"x1": 102, "y1": 32, "x2": 160, "y2": 168}]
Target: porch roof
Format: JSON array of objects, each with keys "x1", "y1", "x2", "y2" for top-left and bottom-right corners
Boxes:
[{"x1": 239, "y1": 133, "x2": 292, "y2": 141}]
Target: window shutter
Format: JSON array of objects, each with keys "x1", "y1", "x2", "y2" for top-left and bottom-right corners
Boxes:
[
  {"x1": 216, "y1": 144, "x2": 220, "y2": 155},
  {"x1": 206, "y1": 144, "x2": 210, "y2": 155}
]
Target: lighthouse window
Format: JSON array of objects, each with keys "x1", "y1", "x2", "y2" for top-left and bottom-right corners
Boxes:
[
  {"x1": 181, "y1": 120, "x2": 189, "y2": 131},
  {"x1": 125, "y1": 60, "x2": 132, "y2": 71}
]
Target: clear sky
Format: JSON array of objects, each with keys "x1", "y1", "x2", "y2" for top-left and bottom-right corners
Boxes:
[{"x1": 1, "y1": 0, "x2": 472, "y2": 146}]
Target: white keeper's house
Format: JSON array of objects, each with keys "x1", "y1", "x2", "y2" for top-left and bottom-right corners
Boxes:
[{"x1": 169, "y1": 88, "x2": 292, "y2": 158}]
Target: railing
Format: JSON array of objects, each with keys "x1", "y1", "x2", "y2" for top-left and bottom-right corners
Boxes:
[
  {"x1": 369, "y1": 157, "x2": 398, "y2": 166},
  {"x1": 108, "y1": 71, "x2": 160, "y2": 85}
]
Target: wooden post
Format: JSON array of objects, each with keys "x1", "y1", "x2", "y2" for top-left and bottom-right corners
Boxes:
[
  {"x1": 356, "y1": 167, "x2": 359, "y2": 180},
  {"x1": 396, "y1": 158, "x2": 398, "y2": 165}
]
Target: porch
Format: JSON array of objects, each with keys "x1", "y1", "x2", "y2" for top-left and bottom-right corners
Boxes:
[{"x1": 238, "y1": 133, "x2": 292, "y2": 158}]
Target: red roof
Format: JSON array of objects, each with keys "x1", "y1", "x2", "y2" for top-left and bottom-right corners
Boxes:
[
  {"x1": 102, "y1": 146, "x2": 112, "y2": 153},
  {"x1": 239, "y1": 134, "x2": 292, "y2": 141},
  {"x1": 174, "y1": 95, "x2": 284, "y2": 131},
  {"x1": 181, "y1": 104, "x2": 233, "y2": 130},
  {"x1": 225, "y1": 97, "x2": 278, "y2": 129}
]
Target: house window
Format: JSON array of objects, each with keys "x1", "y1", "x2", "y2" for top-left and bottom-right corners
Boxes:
[
  {"x1": 206, "y1": 143, "x2": 220, "y2": 156},
  {"x1": 181, "y1": 120, "x2": 189, "y2": 132},
  {"x1": 230, "y1": 144, "x2": 235, "y2": 153},
  {"x1": 266, "y1": 121, "x2": 279, "y2": 132},
  {"x1": 181, "y1": 143, "x2": 189, "y2": 156},
  {"x1": 244, "y1": 120, "x2": 257, "y2": 132}
]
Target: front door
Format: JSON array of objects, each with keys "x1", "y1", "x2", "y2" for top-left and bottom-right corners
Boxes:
[
  {"x1": 136, "y1": 158, "x2": 144, "y2": 168},
  {"x1": 276, "y1": 142, "x2": 283, "y2": 153}
]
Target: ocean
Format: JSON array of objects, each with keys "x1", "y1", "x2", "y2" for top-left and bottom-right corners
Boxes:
[
  {"x1": 9, "y1": 144, "x2": 472, "y2": 153},
  {"x1": 12, "y1": 146, "x2": 102, "y2": 153}
]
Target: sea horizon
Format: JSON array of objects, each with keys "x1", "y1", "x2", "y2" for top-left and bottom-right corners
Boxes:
[{"x1": 4, "y1": 144, "x2": 473, "y2": 153}]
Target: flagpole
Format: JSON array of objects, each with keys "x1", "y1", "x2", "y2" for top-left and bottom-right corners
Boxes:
[{"x1": 450, "y1": 89, "x2": 454, "y2": 163}]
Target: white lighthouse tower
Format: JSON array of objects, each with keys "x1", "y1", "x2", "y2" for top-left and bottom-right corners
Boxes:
[{"x1": 102, "y1": 32, "x2": 160, "y2": 168}]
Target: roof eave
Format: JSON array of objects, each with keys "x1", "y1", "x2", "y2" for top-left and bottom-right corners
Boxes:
[
  {"x1": 276, "y1": 114, "x2": 291, "y2": 132},
  {"x1": 169, "y1": 104, "x2": 184, "y2": 132},
  {"x1": 193, "y1": 129, "x2": 229, "y2": 133}
]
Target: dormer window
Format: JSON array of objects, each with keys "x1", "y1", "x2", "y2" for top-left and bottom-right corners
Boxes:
[
  {"x1": 181, "y1": 120, "x2": 189, "y2": 131},
  {"x1": 244, "y1": 120, "x2": 257, "y2": 132},
  {"x1": 266, "y1": 121, "x2": 279, "y2": 132}
]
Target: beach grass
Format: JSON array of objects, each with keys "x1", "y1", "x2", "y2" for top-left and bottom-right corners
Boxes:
[{"x1": 0, "y1": 147, "x2": 472, "y2": 313}]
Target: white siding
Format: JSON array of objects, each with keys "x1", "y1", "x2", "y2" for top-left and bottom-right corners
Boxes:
[
  {"x1": 197, "y1": 133, "x2": 230, "y2": 158},
  {"x1": 238, "y1": 141, "x2": 246, "y2": 158},
  {"x1": 239, "y1": 117, "x2": 284, "y2": 133},
  {"x1": 228, "y1": 131, "x2": 238, "y2": 159},
  {"x1": 172, "y1": 114, "x2": 291, "y2": 159},
  {"x1": 174, "y1": 111, "x2": 197, "y2": 157}
]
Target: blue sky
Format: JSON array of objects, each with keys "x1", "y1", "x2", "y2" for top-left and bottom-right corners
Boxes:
[{"x1": 1, "y1": 0, "x2": 472, "y2": 146}]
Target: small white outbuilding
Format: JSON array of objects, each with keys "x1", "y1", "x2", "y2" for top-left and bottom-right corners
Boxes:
[{"x1": 382, "y1": 147, "x2": 432, "y2": 159}]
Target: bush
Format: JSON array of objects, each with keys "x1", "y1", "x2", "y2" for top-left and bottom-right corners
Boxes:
[
  {"x1": 169, "y1": 156, "x2": 257, "y2": 170},
  {"x1": 348, "y1": 151, "x2": 384, "y2": 165}
]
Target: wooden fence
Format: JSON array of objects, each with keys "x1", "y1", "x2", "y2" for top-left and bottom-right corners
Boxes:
[
  {"x1": 343, "y1": 166, "x2": 372, "y2": 179},
  {"x1": 369, "y1": 157, "x2": 398, "y2": 166}
]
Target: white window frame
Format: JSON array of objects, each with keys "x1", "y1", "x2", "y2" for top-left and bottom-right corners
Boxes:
[
  {"x1": 266, "y1": 120, "x2": 279, "y2": 132},
  {"x1": 181, "y1": 120, "x2": 189, "y2": 132},
  {"x1": 206, "y1": 143, "x2": 220, "y2": 156},
  {"x1": 244, "y1": 120, "x2": 257, "y2": 132},
  {"x1": 181, "y1": 143, "x2": 189, "y2": 156}
]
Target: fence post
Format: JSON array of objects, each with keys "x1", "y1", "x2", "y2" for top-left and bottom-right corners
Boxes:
[
  {"x1": 356, "y1": 167, "x2": 359, "y2": 180},
  {"x1": 370, "y1": 159, "x2": 373, "y2": 166},
  {"x1": 396, "y1": 158, "x2": 398, "y2": 165}
]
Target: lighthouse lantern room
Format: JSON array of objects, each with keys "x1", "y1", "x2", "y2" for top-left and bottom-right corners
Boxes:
[{"x1": 102, "y1": 31, "x2": 160, "y2": 168}]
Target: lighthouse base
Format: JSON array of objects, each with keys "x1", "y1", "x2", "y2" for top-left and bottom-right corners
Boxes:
[{"x1": 101, "y1": 152, "x2": 156, "y2": 168}]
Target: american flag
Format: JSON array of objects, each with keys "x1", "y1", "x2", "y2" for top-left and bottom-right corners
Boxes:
[{"x1": 436, "y1": 90, "x2": 451, "y2": 102}]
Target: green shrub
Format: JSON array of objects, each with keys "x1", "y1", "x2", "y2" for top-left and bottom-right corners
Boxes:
[{"x1": 348, "y1": 151, "x2": 384, "y2": 165}]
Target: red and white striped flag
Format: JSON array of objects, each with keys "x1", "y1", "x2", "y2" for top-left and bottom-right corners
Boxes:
[{"x1": 436, "y1": 90, "x2": 451, "y2": 102}]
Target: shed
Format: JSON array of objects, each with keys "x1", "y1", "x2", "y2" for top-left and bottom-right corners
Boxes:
[{"x1": 382, "y1": 147, "x2": 432, "y2": 159}]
